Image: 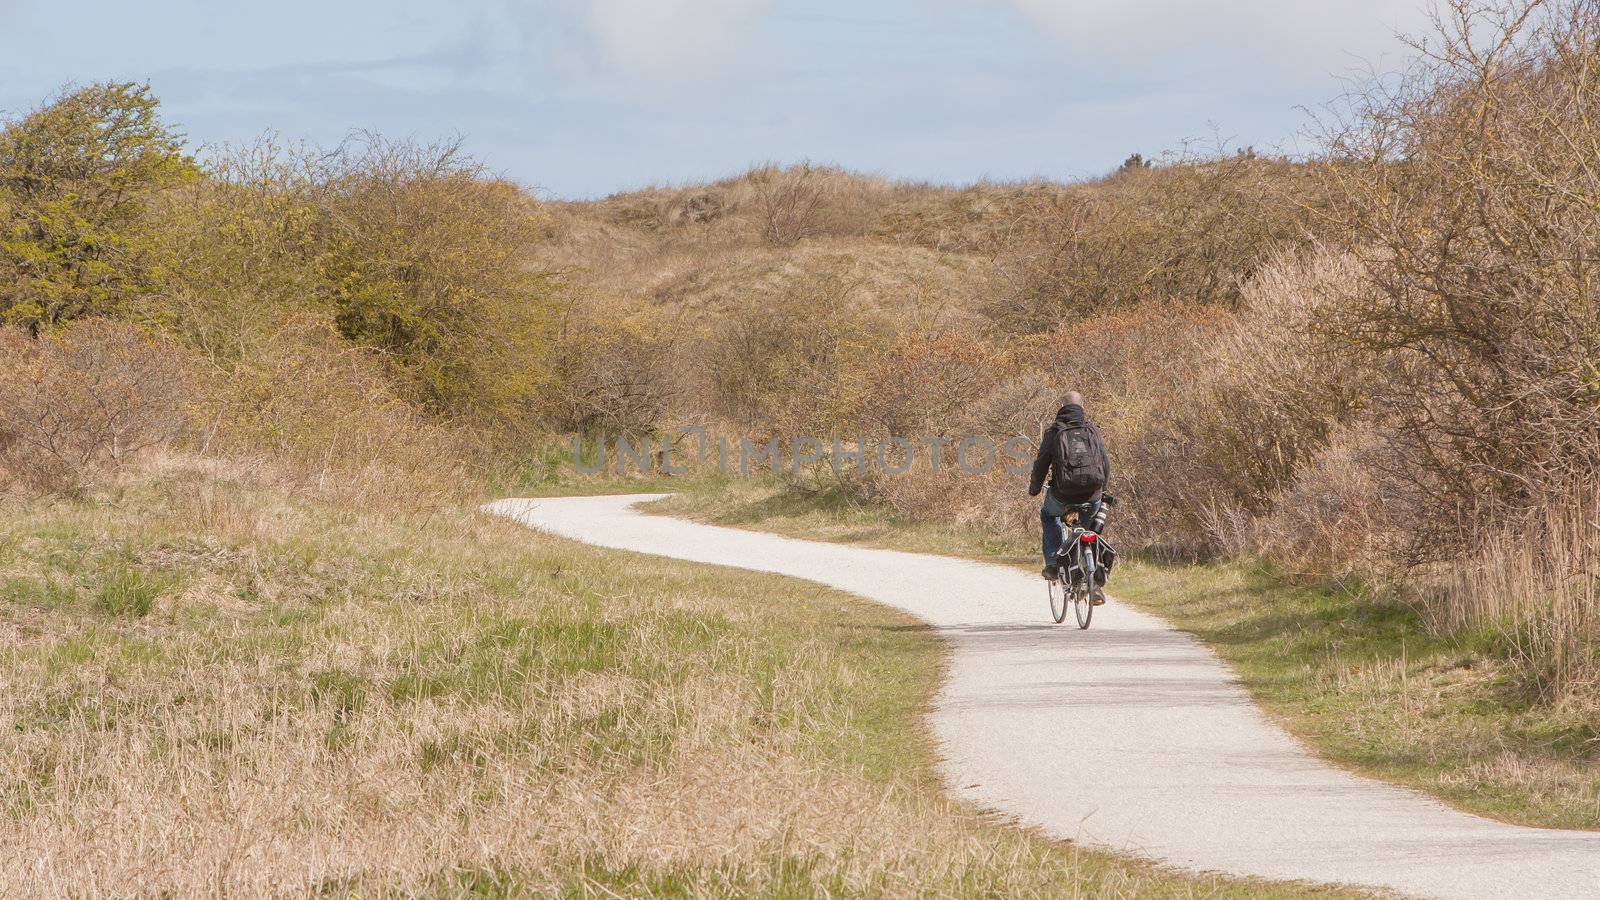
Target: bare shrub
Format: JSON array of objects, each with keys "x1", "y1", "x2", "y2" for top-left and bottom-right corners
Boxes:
[
  {"x1": 543, "y1": 296, "x2": 685, "y2": 435},
  {"x1": 1243, "y1": 431, "x2": 1395, "y2": 576},
  {"x1": 857, "y1": 330, "x2": 1010, "y2": 437},
  {"x1": 1127, "y1": 250, "x2": 1372, "y2": 555},
  {"x1": 0, "y1": 320, "x2": 188, "y2": 493},
  {"x1": 701, "y1": 273, "x2": 885, "y2": 435},
  {"x1": 748, "y1": 162, "x2": 830, "y2": 247},
  {"x1": 1319, "y1": 0, "x2": 1600, "y2": 558},
  {"x1": 985, "y1": 304, "x2": 1231, "y2": 552}
]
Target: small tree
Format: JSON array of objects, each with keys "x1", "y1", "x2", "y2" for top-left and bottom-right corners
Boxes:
[
  {"x1": 748, "y1": 162, "x2": 828, "y2": 247},
  {"x1": 0, "y1": 83, "x2": 197, "y2": 332},
  {"x1": 314, "y1": 133, "x2": 558, "y2": 421}
]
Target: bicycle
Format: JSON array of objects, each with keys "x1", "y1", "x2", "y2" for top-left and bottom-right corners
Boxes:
[{"x1": 1045, "y1": 495, "x2": 1116, "y2": 629}]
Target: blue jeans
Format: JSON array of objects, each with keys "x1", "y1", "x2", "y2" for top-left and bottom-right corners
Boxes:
[{"x1": 1041, "y1": 494, "x2": 1101, "y2": 567}]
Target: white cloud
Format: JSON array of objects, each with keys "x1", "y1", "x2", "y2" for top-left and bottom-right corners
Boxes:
[
  {"x1": 572, "y1": 0, "x2": 770, "y2": 75},
  {"x1": 1002, "y1": 0, "x2": 1433, "y2": 82}
]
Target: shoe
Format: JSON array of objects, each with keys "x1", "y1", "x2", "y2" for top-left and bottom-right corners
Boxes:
[
  {"x1": 1090, "y1": 587, "x2": 1107, "y2": 606},
  {"x1": 1041, "y1": 565, "x2": 1060, "y2": 581}
]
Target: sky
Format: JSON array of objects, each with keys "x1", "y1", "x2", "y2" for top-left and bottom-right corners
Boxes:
[{"x1": 0, "y1": 0, "x2": 1433, "y2": 199}]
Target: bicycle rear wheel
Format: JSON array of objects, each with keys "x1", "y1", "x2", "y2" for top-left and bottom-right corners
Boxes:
[
  {"x1": 1073, "y1": 547, "x2": 1094, "y2": 629},
  {"x1": 1047, "y1": 572, "x2": 1068, "y2": 623}
]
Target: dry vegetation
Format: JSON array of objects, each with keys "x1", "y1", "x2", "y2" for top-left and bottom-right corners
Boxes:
[
  {"x1": 1, "y1": 0, "x2": 1598, "y2": 888},
  {"x1": 537, "y1": 0, "x2": 1600, "y2": 712},
  {"x1": 0, "y1": 81, "x2": 1362, "y2": 898}
]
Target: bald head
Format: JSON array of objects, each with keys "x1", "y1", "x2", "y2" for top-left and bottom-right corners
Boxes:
[{"x1": 1063, "y1": 390, "x2": 1084, "y2": 407}]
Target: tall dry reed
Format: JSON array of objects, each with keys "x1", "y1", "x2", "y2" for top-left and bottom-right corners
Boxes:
[{"x1": 1438, "y1": 485, "x2": 1600, "y2": 702}]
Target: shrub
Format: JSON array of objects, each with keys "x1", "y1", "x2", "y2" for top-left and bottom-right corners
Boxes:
[
  {"x1": 191, "y1": 318, "x2": 474, "y2": 505},
  {"x1": 315, "y1": 134, "x2": 559, "y2": 423},
  {"x1": 748, "y1": 163, "x2": 829, "y2": 247},
  {"x1": 1319, "y1": 0, "x2": 1600, "y2": 558},
  {"x1": 1236, "y1": 431, "x2": 1394, "y2": 576},
  {"x1": 0, "y1": 320, "x2": 189, "y2": 493},
  {"x1": 543, "y1": 296, "x2": 685, "y2": 435},
  {"x1": 701, "y1": 272, "x2": 885, "y2": 435},
  {"x1": 1124, "y1": 251, "x2": 1372, "y2": 555},
  {"x1": 147, "y1": 134, "x2": 327, "y2": 364},
  {"x1": 0, "y1": 83, "x2": 197, "y2": 331},
  {"x1": 857, "y1": 330, "x2": 1011, "y2": 437}
]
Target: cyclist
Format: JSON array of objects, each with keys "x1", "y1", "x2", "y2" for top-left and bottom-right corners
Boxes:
[{"x1": 1027, "y1": 392, "x2": 1112, "y2": 594}]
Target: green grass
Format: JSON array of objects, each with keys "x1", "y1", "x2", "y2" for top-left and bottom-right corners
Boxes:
[{"x1": 650, "y1": 477, "x2": 1600, "y2": 831}]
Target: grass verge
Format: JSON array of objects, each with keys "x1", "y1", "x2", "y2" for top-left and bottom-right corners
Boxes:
[
  {"x1": 0, "y1": 465, "x2": 1352, "y2": 896},
  {"x1": 650, "y1": 477, "x2": 1600, "y2": 831}
]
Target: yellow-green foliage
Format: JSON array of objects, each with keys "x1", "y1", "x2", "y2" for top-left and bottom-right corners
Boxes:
[
  {"x1": 148, "y1": 135, "x2": 328, "y2": 363},
  {"x1": 0, "y1": 83, "x2": 198, "y2": 331},
  {"x1": 316, "y1": 135, "x2": 558, "y2": 418},
  {"x1": 4, "y1": 86, "x2": 565, "y2": 447},
  {"x1": 155, "y1": 133, "x2": 562, "y2": 428}
]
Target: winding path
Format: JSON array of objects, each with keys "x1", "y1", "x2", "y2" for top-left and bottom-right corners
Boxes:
[{"x1": 486, "y1": 494, "x2": 1600, "y2": 899}]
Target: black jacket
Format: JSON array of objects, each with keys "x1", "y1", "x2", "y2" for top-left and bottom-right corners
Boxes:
[{"x1": 1027, "y1": 404, "x2": 1110, "y2": 503}]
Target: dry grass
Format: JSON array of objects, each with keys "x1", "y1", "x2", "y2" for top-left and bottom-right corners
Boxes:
[
  {"x1": 0, "y1": 466, "x2": 1345, "y2": 897},
  {"x1": 183, "y1": 318, "x2": 478, "y2": 510},
  {"x1": 1435, "y1": 484, "x2": 1600, "y2": 704}
]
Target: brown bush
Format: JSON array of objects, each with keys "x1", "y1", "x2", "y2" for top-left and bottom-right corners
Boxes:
[
  {"x1": 748, "y1": 162, "x2": 830, "y2": 247},
  {"x1": 1123, "y1": 251, "x2": 1372, "y2": 555},
  {"x1": 701, "y1": 272, "x2": 886, "y2": 435},
  {"x1": 1236, "y1": 431, "x2": 1395, "y2": 576},
  {"x1": 1319, "y1": 0, "x2": 1600, "y2": 558},
  {"x1": 543, "y1": 296, "x2": 686, "y2": 435},
  {"x1": 0, "y1": 320, "x2": 189, "y2": 493},
  {"x1": 857, "y1": 330, "x2": 1011, "y2": 437}
]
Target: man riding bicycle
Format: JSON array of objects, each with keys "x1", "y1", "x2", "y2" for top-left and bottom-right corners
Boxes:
[{"x1": 1027, "y1": 392, "x2": 1113, "y2": 595}]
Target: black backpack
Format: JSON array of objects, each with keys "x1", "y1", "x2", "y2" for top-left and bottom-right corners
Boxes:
[{"x1": 1051, "y1": 422, "x2": 1107, "y2": 499}]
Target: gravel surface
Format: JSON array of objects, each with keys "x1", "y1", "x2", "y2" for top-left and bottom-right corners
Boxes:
[{"x1": 487, "y1": 494, "x2": 1600, "y2": 899}]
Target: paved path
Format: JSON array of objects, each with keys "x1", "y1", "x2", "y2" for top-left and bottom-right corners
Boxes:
[{"x1": 486, "y1": 494, "x2": 1600, "y2": 899}]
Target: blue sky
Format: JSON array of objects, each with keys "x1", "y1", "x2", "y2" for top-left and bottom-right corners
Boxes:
[{"x1": 0, "y1": 0, "x2": 1430, "y2": 198}]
